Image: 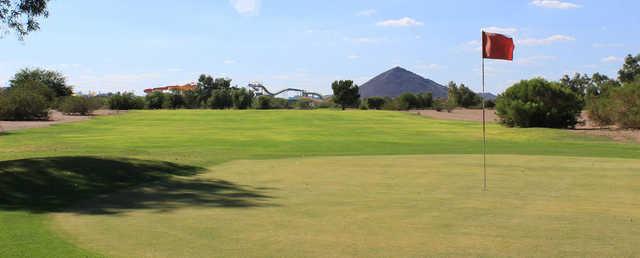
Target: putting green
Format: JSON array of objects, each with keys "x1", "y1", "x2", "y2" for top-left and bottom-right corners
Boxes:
[{"x1": 52, "y1": 154, "x2": 640, "y2": 257}]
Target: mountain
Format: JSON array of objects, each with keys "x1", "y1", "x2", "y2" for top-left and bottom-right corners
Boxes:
[
  {"x1": 479, "y1": 92, "x2": 497, "y2": 101},
  {"x1": 359, "y1": 67, "x2": 448, "y2": 99}
]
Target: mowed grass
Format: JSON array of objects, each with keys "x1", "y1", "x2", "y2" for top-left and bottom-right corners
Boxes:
[
  {"x1": 1, "y1": 110, "x2": 639, "y2": 257},
  {"x1": 53, "y1": 155, "x2": 640, "y2": 257}
]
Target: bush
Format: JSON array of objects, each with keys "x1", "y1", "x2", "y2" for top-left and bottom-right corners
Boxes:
[
  {"x1": 366, "y1": 97, "x2": 386, "y2": 110},
  {"x1": 166, "y1": 90, "x2": 185, "y2": 109},
  {"x1": 255, "y1": 95, "x2": 272, "y2": 109},
  {"x1": 484, "y1": 99, "x2": 496, "y2": 109},
  {"x1": 608, "y1": 84, "x2": 640, "y2": 128},
  {"x1": 145, "y1": 92, "x2": 166, "y2": 109},
  {"x1": 59, "y1": 96, "x2": 98, "y2": 115},
  {"x1": 10, "y1": 68, "x2": 73, "y2": 98},
  {"x1": 397, "y1": 93, "x2": 419, "y2": 110},
  {"x1": 496, "y1": 78, "x2": 583, "y2": 128},
  {"x1": 208, "y1": 89, "x2": 233, "y2": 109},
  {"x1": 231, "y1": 88, "x2": 254, "y2": 109},
  {"x1": 417, "y1": 92, "x2": 433, "y2": 108},
  {"x1": 294, "y1": 98, "x2": 314, "y2": 110},
  {"x1": 433, "y1": 98, "x2": 446, "y2": 112},
  {"x1": 108, "y1": 92, "x2": 145, "y2": 110},
  {"x1": 0, "y1": 86, "x2": 50, "y2": 120}
]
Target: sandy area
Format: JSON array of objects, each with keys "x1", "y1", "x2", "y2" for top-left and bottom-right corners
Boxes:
[
  {"x1": 409, "y1": 109, "x2": 640, "y2": 143},
  {"x1": 0, "y1": 110, "x2": 124, "y2": 132}
]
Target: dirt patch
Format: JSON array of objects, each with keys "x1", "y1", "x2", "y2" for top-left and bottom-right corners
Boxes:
[
  {"x1": 409, "y1": 109, "x2": 640, "y2": 143},
  {"x1": 409, "y1": 109, "x2": 499, "y2": 123},
  {"x1": 0, "y1": 110, "x2": 125, "y2": 132}
]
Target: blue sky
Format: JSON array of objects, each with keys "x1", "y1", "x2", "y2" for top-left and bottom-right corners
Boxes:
[{"x1": 1, "y1": 0, "x2": 638, "y2": 95}]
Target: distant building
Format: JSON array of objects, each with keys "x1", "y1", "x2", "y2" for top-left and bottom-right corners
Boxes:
[{"x1": 144, "y1": 83, "x2": 196, "y2": 94}]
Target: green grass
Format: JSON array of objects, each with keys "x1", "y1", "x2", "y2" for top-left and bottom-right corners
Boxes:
[{"x1": 1, "y1": 110, "x2": 639, "y2": 257}]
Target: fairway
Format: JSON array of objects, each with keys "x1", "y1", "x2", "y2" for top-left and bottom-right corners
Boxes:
[{"x1": 1, "y1": 110, "x2": 639, "y2": 257}]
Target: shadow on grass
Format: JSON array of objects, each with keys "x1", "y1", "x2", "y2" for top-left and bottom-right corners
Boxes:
[{"x1": 0, "y1": 156, "x2": 274, "y2": 214}]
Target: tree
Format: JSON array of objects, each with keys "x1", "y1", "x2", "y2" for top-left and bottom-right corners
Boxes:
[
  {"x1": 59, "y1": 96, "x2": 96, "y2": 115},
  {"x1": 231, "y1": 88, "x2": 254, "y2": 109},
  {"x1": 256, "y1": 95, "x2": 272, "y2": 109},
  {"x1": 166, "y1": 90, "x2": 185, "y2": 109},
  {"x1": 397, "y1": 92, "x2": 418, "y2": 110},
  {"x1": 208, "y1": 89, "x2": 232, "y2": 109},
  {"x1": 331, "y1": 80, "x2": 359, "y2": 110},
  {"x1": 10, "y1": 68, "x2": 73, "y2": 97},
  {"x1": 618, "y1": 54, "x2": 640, "y2": 83},
  {"x1": 145, "y1": 91, "x2": 166, "y2": 109},
  {"x1": 495, "y1": 78, "x2": 583, "y2": 128},
  {"x1": 560, "y1": 73, "x2": 591, "y2": 97},
  {"x1": 457, "y1": 84, "x2": 481, "y2": 108},
  {"x1": 0, "y1": 0, "x2": 49, "y2": 40},
  {"x1": 0, "y1": 80, "x2": 50, "y2": 120},
  {"x1": 366, "y1": 97, "x2": 386, "y2": 110},
  {"x1": 417, "y1": 92, "x2": 433, "y2": 108},
  {"x1": 108, "y1": 92, "x2": 144, "y2": 110},
  {"x1": 196, "y1": 74, "x2": 231, "y2": 105},
  {"x1": 447, "y1": 81, "x2": 459, "y2": 105}
]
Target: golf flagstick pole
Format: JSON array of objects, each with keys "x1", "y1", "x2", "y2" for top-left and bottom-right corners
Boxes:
[{"x1": 481, "y1": 31, "x2": 487, "y2": 192}]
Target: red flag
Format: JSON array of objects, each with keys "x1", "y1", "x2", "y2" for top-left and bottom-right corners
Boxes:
[{"x1": 482, "y1": 31, "x2": 515, "y2": 61}]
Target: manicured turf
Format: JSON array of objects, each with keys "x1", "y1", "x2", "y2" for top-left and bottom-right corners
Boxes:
[{"x1": 1, "y1": 110, "x2": 639, "y2": 257}]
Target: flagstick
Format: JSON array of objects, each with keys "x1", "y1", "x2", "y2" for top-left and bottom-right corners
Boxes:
[{"x1": 481, "y1": 47, "x2": 487, "y2": 192}]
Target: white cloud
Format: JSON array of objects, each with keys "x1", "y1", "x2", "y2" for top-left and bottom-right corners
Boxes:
[
  {"x1": 347, "y1": 55, "x2": 360, "y2": 60},
  {"x1": 518, "y1": 35, "x2": 575, "y2": 46},
  {"x1": 482, "y1": 26, "x2": 518, "y2": 35},
  {"x1": 376, "y1": 17, "x2": 423, "y2": 27},
  {"x1": 224, "y1": 60, "x2": 237, "y2": 64},
  {"x1": 530, "y1": 0, "x2": 581, "y2": 9},
  {"x1": 229, "y1": 0, "x2": 261, "y2": 16},
  {"x1": 601, "y1": 56, "x2": 623, "y2": 63},
  {"x1": 356, "y1": 9, "x2": 376, "y2": 17}
]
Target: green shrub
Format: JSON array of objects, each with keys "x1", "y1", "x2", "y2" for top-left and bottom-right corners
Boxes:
[
  {"x1": 165, "y1": 90, "x2": 185, "y2": 109},
  {"x1": 603, "y1": 83, "x2": 640, "y2": 128},
  {"x1": 145, "y1": 92, "x2": 166, "y2": 109},
  {"x1": 232, "y1": 88, "x2": 254, "y2": 109},
  {"x1": 0, "y1": 86, "x2": 50, "y2": 120},
  {"x1": 59, "y1": 96, "x2": 97, "y2": 115},
  {"x1": 294, "y1": 98, "x2": 314, "y2": 110},
  {"x1": 397, "y1": 93, "x2": 419, "y2": 110},
  {"x1": 484, "y1": 99, "x2": 496, "y2": 109},
  {"x1": 256, "y1": 95, "x2": 272, "y2": 109},
  {"x1": 108, "y1": 92, "x2": 145, "y2": 110},
  {"x1": 586, "y1": 95, "x2": 614, "y2": 126},
  {"x1": 208, "y1": 89, "x2": 233, "y2": 109},
  {"x1": 270, "y1": 97, "x2": 290, "y2": 109},
  {"x1": 496, "y1": 78, "x2": 583, "y2": 128},
  {"x1": 433, "y1": 98, "x2": 446, "y2": 112},
  {"x1": 366, "y1": 97, "x2": 386, "y2": 110},
  {"x1": 417, "y1": 93, "x2": 433, "y2": 108}
]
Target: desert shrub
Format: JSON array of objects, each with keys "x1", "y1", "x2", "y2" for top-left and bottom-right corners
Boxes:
[
  {"x1": 417, "y1": 92, "x2": 433, "y2": 108},
  {"x1": 108, "y1": 92, "x2": 145, "y2": 110},
  {"x1": 586, "y1": 95, "x2": 614, "y2": 126},
  {"x1": 608, "y1": 84, "x2": 640, "y2": 128},
  {"x1": 366, "y1": 97, "x2": 386, "y2": 110},
  {"x1": 59, "y1": 96, "x2": 97, "y2": 115},
  {"x1": 255, "y1": 95, "x2": 272, "y2": 109},
  {"x1": 145, "y1": 91, "x2": 167, "y2": 109},
  {"x1": 10, "y1": 79, "x2": 56, "y2": 104},
  {"x1": 231, "y1": 88, "x2": 254, "y2": 109},
  {"x1": 496, "y1": 78, "x2": 583, "y2": 128},
  {"x1": 0, "y1": 86, "x2": 50, "y2": 120},
  {"x1": 382, "y1": 99, "x2": 399, "y2": 110},
  {"x1": 208, "y1": 89, "x2": 233, "y2": 109},
  {"x1": 294, "y1": 98, "x2": 314, "y2": 110},
  {"x1": 433, "y1": 98, "x2": 446, "y2": 112},
  {"x1": 397, "y1": 93, "x2": 419, "y2": 110},
  {"x1": 316, "y1": 99, "x2": 337, "y2": 109},
  {"x1": 270, "y1": 98, "x2": 290, "y2": 109}
]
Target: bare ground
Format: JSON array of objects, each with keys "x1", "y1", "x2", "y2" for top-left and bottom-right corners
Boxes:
[
  {"x1": 0, "y1": 110, "x2": 125, "y2": 132},
  {"x1": 409, "y1": 109, "x2": 640, "y2": 143}
]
